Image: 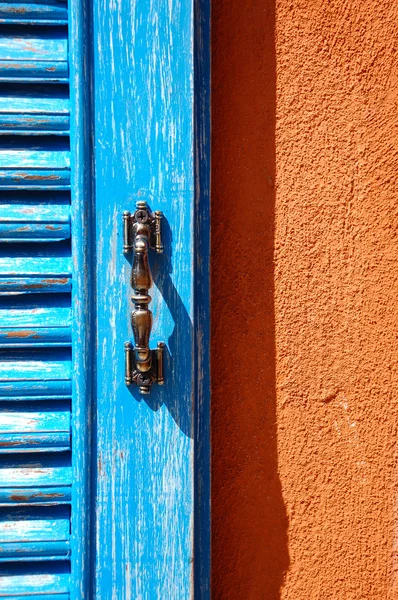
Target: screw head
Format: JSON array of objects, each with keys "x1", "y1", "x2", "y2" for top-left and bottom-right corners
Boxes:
[
  {"x1": 136, "y1": 373, "x2": 152, "y2": 394},
  {"x1": 134, "y1": 208, "x2": 148, "y2": 223}
]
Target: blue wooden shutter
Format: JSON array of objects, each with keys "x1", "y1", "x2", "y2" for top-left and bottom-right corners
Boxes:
[
  {"x1": 0, "y1": 1, "x2": 91, "y2": 598},
  {"x1": 92, "y1": 0, "x2": 210, "y2": 596},
  {"x1": 0, "y1": 0, "x2": 210, "y2": 596}
]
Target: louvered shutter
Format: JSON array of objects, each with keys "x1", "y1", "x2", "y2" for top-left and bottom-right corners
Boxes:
[{"x1": 0, "y1": 2, "x2": 90, "y2": 598}]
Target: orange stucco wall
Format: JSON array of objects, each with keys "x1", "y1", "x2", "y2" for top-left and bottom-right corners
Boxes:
[{"x1": 211, "y1": 1, "x2": 398, "y2": 598}]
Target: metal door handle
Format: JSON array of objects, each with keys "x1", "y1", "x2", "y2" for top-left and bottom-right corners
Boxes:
[{"x1": 123, "y1": 202, "x2": 164, "y2": 394}]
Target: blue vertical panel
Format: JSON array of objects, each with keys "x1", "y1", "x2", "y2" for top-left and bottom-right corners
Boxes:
[
  {"x1": 93, "y1": 0, "x2": 196, "y2": 597},
  {"x1": 69, "y1": 0, "x2": 93, "y2": 597}
]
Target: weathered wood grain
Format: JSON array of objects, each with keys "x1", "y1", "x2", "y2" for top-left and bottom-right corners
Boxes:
[
  {"x1": 0, "y1": 562, "x2": 70, "y2": 597},
  {"x1": 0, "y1": 297, "x2": 71, "y2": 346},
  {"x1": 0, "y1": 453, "x2": 71, "y2": 487},
  {"x1": 0, "y1": 349, "x2": 71, "y2": 399},
  {"x1": 0, "y1": 0, "x2": 210, "y2": 595},
  {"x1": 92, "y1": 0, "x2": 199, "y2": 597},
  {"x1": 0, "y1": 5, "x2": 76, "y2": 591},
  {"x1": 0, "y1": 195, "x2": 70, "y2": 242},
  {"x1": 0, "y1": 401, "x2": 70, "y2": 452},
  {"x1": 0, "y1": 486, "x2": 71, "y2": 506},
  {"x1": 0, "y1": 26, "x2": 68, "y2": 82},
  {"x1": 0, "y1": 28, "x2": 67, "y2": 61},
  {"x1": 0, "y1": 505, "x2": 70, "y2": 560},
  {"x1": 69, "y1": 0, "x2": 93, "y2": 596},
  {"x1": 0, "y1": 1, "x2": 68, "y2": 25},
  {"x1": 0, "y1": 245, "x2": 72, "y2": 293}
]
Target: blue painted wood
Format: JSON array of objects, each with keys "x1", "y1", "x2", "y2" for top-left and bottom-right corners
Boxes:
[
  {"x1": 0, "y1": 170, "x2": 70, "y2": 188},
  {"x1": 0, "y1": 148, "x2": 70, "y2": 169},
  {"x1": 0, "y1": 276, "x2": 71, "y2": 293},
  {"x1": 91, "y1": 0, "x2": 212, "y2": 596},
  {"x1": 0, "y1": 453, "x2": 71, "y2": 488},
  {"x1": 0, "y1": 26, "x2": 67, "y2": 61},
  {"x1": 0, "y1": 327, "x2": 71, "y2": 347},
  {"x1": 0, "y1": 223, "x2": 70, "y2": 242},
  {"x1": 0, "y1": 195, "x2": 70, "y2": 220},
  {"x1": 0, "y1": 349, "x2": 71, "y2": 398},
  {"x1": 0, "y1": 595, "x2": 69, "y2": 600},
  {"x1": 0, "y1": 25, "x2": 68, "y2": 83},
  {"x1": 68, "y1": 0, "x2": 93, "y2": 596},
  {"x1": 0, "y1": 83, "x2": 70, "y2": 135},
  {"x1": 0, "y1": 116, "x2": 69, "y2": 135},
  {"x1": 0, "y1": 197, "x2": 70, "y2": 242},
  {"x1": 0, "y1": 6, "x2": 85, "y2": 594},
  {"x1": 0, "y1": 431, "x2": 69, "y2": 453},
  {"x1": 0, "y1": 486, "x2": 71, "y2": 505},
  {"x1": 0, "y1": 401, "x2": 70, "y2": 452},
  {"x1": 0, "y1": 596, "x2": 69, "y2": 600},
  {"x1": 0, "y1": 296, "x2": 71, "y2": 346},
  {"x1": 0, "y1": 0, "x2": 210, "y2": 595},
  {"x1": 0, "y1": 540, "x2": 69, "y2": 561},
  {"x1": 0, "y1": 506, "x2": 70, "y2": 560},
  {"x1": 0, "y1": 86, "x2": 69, "y2": 113},
  {"x1": 0, "y1": 139, "x2": 70, "y2": 188},
  {"x1": 0, "y1": 60, "x2": 68, "y2": 83},
  {"x1": 0, "y1": 436, "x2": 69, "y2": 454},
  {"x1": 0, "y1": 244, "x2": 72, "y2": 293},
  {"x1": 0, "y1": 2, "x2": 68, "y2": 25},
  {"x1": 0, "y1": 562, "x2": 70, "y2": 597}
]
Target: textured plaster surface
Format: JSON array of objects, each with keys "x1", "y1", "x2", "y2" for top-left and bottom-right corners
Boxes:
[{"x1": 211, "y1": 0, "x2": 398, "y2": 598}]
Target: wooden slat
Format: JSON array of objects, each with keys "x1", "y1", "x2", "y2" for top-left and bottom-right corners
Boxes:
[
  {"x1": 0, "y1": 27, "x2": 68, "y2": 83},
  {"x1": 0, "y1": 199, "x2": 70, "y2": 242},
  {"x1": 0, "y1": 168, "x2": 70, "y2": 188},
  {"x1": 0, "y1": 28, "x2": 67, "y2": 61},
  {"x1": 0, "y1": 562, "x2": 69, "y2": 597},
  {"x1": 0, "y1": 506, "x2": 70, "y2": 560},
  {"x1": 0, "y1": 349, "x2": 71, "y2": 398},
  {"x1": 0, "y1": 296, "x2": 71, "y2": 346},
  {"x1": 0, "y1": 432, "x2": 69, "y2": 453},
  {"x1": 0, "y1": 593, "x2": 69, "y2": 598},
  {"x1": 0, "y1": 86, "x2": 69, "y2": 115},
  {"x1": 0, "y1": 401, "x2": 70, "y2": 452},
  {"x1": 0, "y1": 540, "x2": 69, "y2": 560},
  {"x1": 0, "y1": 60, "x2": 68, "y2": 83},
  {"x1": 0, "y1": 328, "x2": 71, "y2": 347},
  {"x1": 0, "y1": 115, "x2": 69, "y2": 135},
  {"x1": 0, "y1": 193, "x2": 70, "y2": 218},
  {"x1": 0, "y1": 593, "x2": 69, "y2": 599},
  {"x1": 0, "y1": 244, "x2": 71, "y2": 293},
  {"x1": 0, "y1": 486, "x2": 71, "y2": 506},
  {"x1": 0, "y1": 279, "x2": 70, "y2": 294},
  {"x1": 0, "y1": 453, "x2": 71, "y2": 488},
  {"x1": 0, "y1": 149, "x2": 69, "y2": 169},
  {"x1": 0, "y1": 2, "x2": 68, "y2": 25},
  {"x1": 0, "y1": 139, "x2": 70, "y2": 188},
  {"x1": 0, "y1": 223, "x2": 70, "y2": 242}
]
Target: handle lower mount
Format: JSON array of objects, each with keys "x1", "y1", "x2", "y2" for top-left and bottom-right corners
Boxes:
[{"x1": 123, "y1": 202, "x2": 164, "y2": 394}]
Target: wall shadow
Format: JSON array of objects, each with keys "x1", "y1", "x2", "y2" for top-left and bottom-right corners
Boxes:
[{"x1": 211, "y1": 1, "x2": 289, "y2": 598}]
